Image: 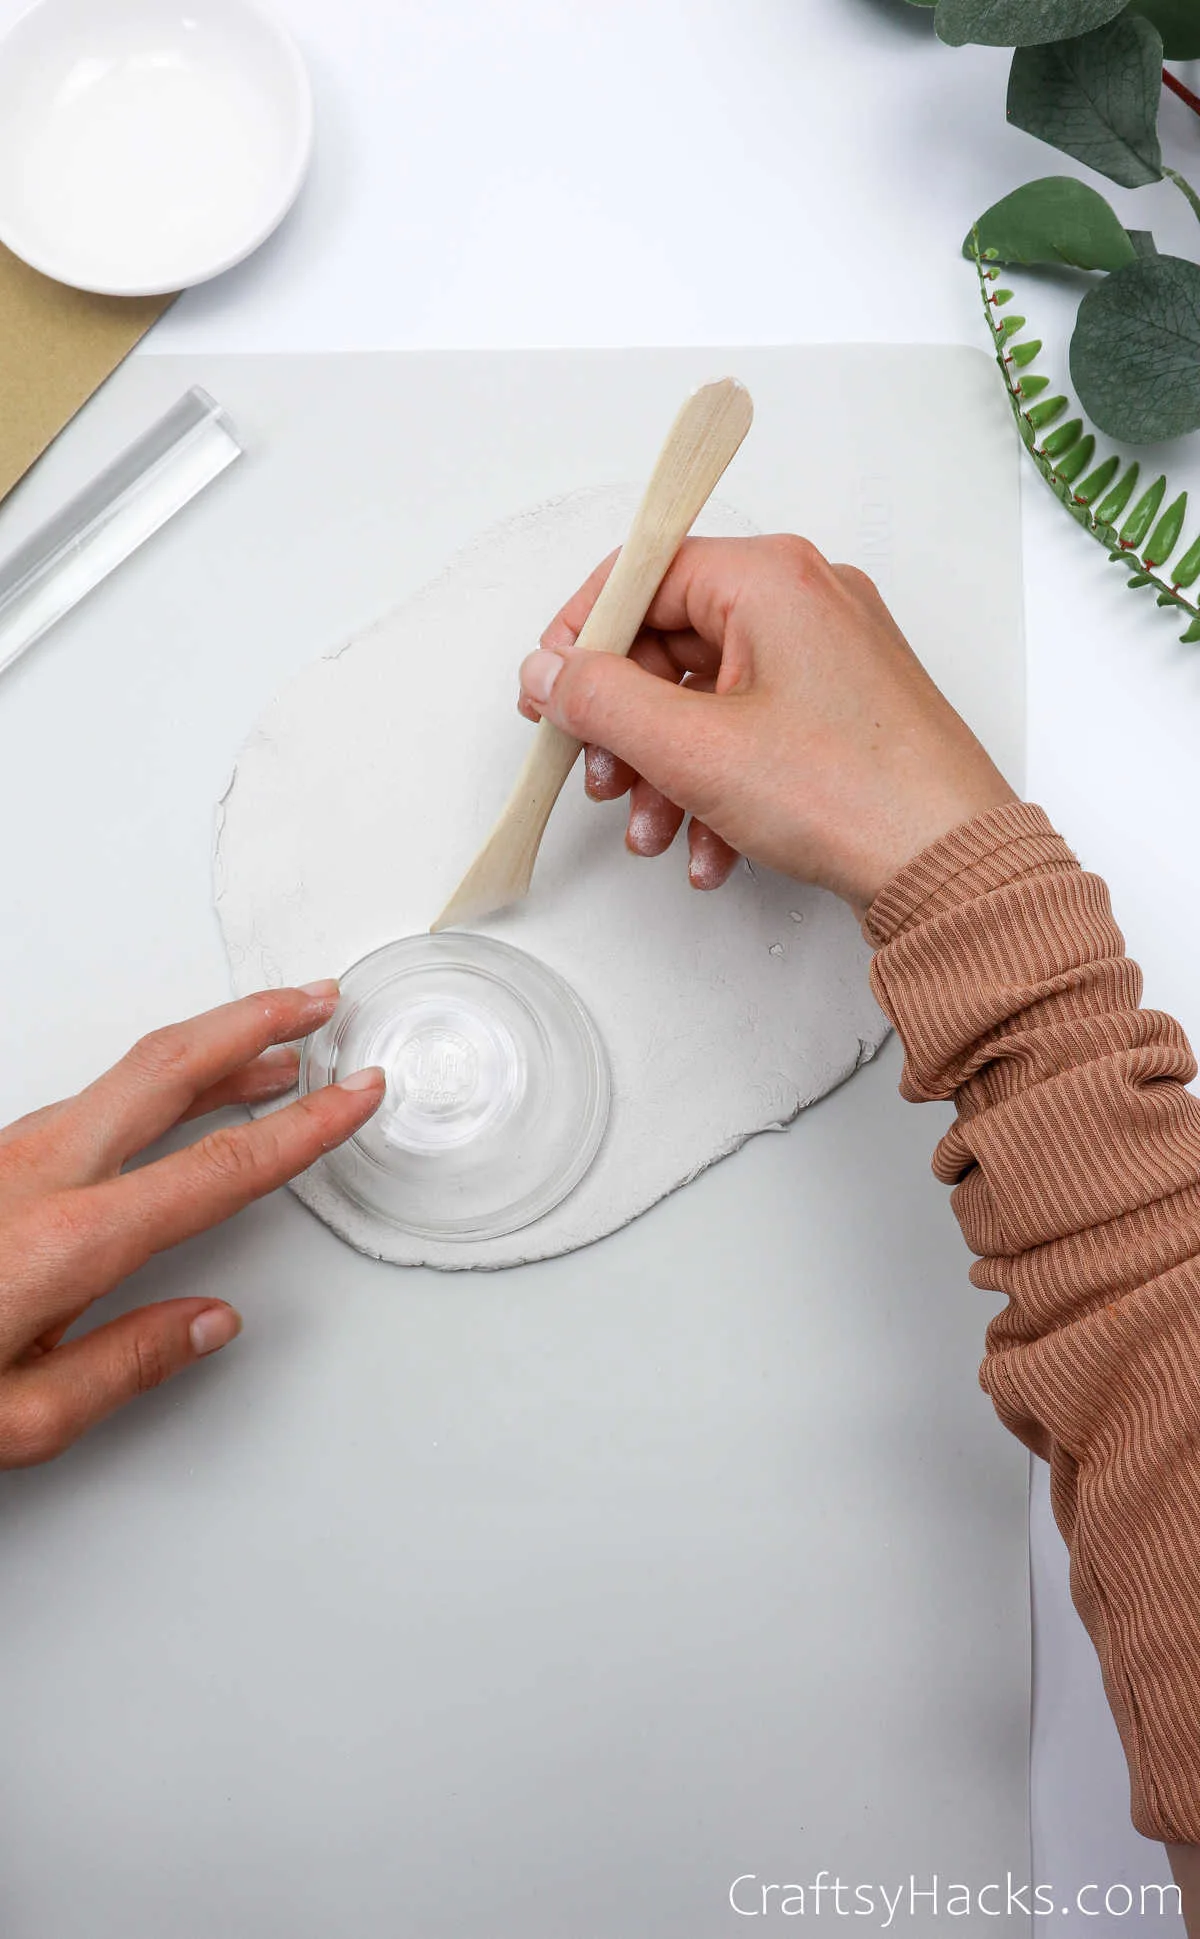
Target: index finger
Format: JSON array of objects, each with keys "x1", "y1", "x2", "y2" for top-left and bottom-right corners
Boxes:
[
  {"x1": 19, "y1": 986, "x2": 342, "y2": 1186},
  {"x1": 102, "y1": 1069, "x2": 386, "y2": 1268},
  {"x1": 0, "y1": 1071, "x2": 385, "y2": 1347},
  {"x1": 540, "y1": 536, "x2": 760, "y2": 679}
]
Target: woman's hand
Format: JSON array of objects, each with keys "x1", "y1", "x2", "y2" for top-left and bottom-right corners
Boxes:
[
  {"x1": 0, "y1": 985, "x2": 383, "y2": 1469},
  {"x1": 519, "y1": 535, "x2": 1015, "y2": 918}
]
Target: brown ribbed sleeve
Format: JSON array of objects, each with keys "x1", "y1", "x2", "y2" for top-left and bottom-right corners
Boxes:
[{"x1": 866, "y1": 801, "x2": 1200, "y2": 1845}]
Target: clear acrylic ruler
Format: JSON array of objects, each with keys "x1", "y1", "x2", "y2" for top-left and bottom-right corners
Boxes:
[{"x1": 0, "y1": 386, "x2": 241, "y2": 679}]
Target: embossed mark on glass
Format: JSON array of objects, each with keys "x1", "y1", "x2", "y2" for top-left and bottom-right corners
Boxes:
[{"x1": 301, "y1": 934, "x2": 610, "y2": 1243}]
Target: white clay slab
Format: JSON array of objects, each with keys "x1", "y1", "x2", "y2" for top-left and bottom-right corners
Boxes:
[
  {"x1": 213, "y1": 343, "x2": 1024, "y2": 1272},
  {"x1": 215, "y1": 486, "x2": 891, "y2": 1268}
]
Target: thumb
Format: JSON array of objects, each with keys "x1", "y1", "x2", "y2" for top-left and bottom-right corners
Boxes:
[{"x1": 520, "y1": 645, "x2": 726, "y2": 812}]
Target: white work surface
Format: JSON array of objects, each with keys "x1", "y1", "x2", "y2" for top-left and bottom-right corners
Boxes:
[
  {"x1": 0, "y1": 0, "x2": 1193, "y2": 1919},
  {"x1": 0, "y1": 346, "x2": 1028, "y2": 1935}
]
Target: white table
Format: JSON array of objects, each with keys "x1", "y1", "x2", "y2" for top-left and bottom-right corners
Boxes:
[{"x1": 4, "y1": 0, "x2": 1193, "y2": 1908}]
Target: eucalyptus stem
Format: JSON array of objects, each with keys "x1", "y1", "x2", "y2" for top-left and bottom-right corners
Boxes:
[
  {"x1": 1165, "y1": 165, "x2": 1200, "y2": 228},
  {"x1": 1163, "y1": 67, "x2": 1200, "y2": 120},
  {"x1": 971, "y1": 242, "x2": 1200, "y2": 637}
]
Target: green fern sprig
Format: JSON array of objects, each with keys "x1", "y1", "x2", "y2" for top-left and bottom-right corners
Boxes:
[{"x1": 970, "y1": 242, "x2": 1200, "y2": 645}]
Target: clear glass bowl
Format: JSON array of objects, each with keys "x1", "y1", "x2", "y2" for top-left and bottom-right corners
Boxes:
[{"x1": 299, "y1": 934, "x2": 610, "y2": 1242}]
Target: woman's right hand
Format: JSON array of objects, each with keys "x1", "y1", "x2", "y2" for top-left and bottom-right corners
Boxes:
[
  {"x1": 518, "y1": 535, "x2": 1015, "y2": 920},
  {"x1": 0, "y1": 986, "x2": 384, "y2": 1468}
]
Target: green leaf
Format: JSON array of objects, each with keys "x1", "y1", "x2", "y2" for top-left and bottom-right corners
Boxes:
[
  {"x1": 1126, "y1": 228, "x2": 1159, "y2": 258},
  {"x1": 1120, "y1": 474, "x2": 1167, "y2": 546},
  {"x1": 1042, "y1": 415, "x2": 1085, "y2": 456},
  {"x1": 1144, "y1": 490, "x2": 1188, "y2": 565},
  {"x1": 1170, "y1": 530, "x2": 1200, "y2": 587},
  {"x1": 1126, "y1": 572, "x2": 1154, "y2": 587},
  {"x1": 936, "y1": 0, "x2": 1128, "y2": 46},
  {"x1": 1075, "y1": 453, "x2": 1120, "y2": 500},
  {"x1": 1027, "y1": 393, "x2": 1069, "y2": 427},
  {"x1": 1054, "y1": 432, "x2": 1096, "y2": 481},
  {"x1": 965, "y1": 176, "x2": 1137, "y2": 268},
  {"x1": 1017, "y1": 372, "x2": 1051, "y2": 397},
  {"x1": 1006, "y1": 16, "x2": 1164, "y2": 189},
  {"x1": 1010, "y1": 336, "x2": 1044, "y2": 365},
  {"x1": 1096, "y1": 460, "x2": 1140, "y2": 521},
  {"x1": 1132, "y1": 0, "x2": 1200, "y2": 58},
  {"x1": 1181, "y1": 615, "x2": 1200, "y2": 642},
  {"x1": 1070, "y1": 255, "x2": 1200, "y2": 439}
]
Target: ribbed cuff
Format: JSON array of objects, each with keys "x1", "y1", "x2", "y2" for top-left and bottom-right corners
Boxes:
[
  {"x1": 865, "y1": 797, "x2": 1200, "y2": 1847},
  {"x1": 864, "y1": 803, "x2": 1080, "y2": 949}
]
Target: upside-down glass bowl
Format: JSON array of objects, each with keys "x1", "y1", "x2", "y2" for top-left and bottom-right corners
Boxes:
[{"x1": 299, "y1": 934, "x2": 610, "y2": 1243}]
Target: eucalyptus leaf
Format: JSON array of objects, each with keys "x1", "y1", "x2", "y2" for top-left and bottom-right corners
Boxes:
[
  {"x1": 1132, "y1": 0, "x2": 1200, "y2": 58},
  {"x1": 936, "y1": 0, "x2": 1129, "y2": 48},
  {"x1": 1007, "y1": 15, "x2": 1164, "y2": 188},
  {"x1": 1070, "y1": 255, "x2": 1200, "y2": 439},
  {"x1": 964, "y1": 176, "x2": 1137, "y2": 267},
  {"x1": 1127, "y1": 228, "x2": 1159, "y2": 257}
]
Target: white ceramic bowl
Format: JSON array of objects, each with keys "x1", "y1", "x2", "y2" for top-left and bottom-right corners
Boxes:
[{"x1": 0, "y1": 0, "x2": 313, "y2": 295}]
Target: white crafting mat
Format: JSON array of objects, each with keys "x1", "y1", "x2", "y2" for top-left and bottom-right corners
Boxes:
[{"x1": 0, "y1": 350, "x2": 1028, "y2": 1936}]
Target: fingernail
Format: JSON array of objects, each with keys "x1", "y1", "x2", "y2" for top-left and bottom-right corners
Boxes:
[
  {"x1": 587, "y1": 746, "x2": 619, "y2": 794},
  {"x1": 190, "y1": 1306, "x2": 241, "y2": 1357},
  {"x1": 299, "y1": 978, "x2": 340, "y2": 999},
  {"x1": 627, "y1": 803, "x2": 657, "y2": 853},
  {"x1": 541, "y1": 618, "x2": 574, "y2": 653},
  {"x1": 338, "y1": 1065, "x2": 386, "y2": 1093},
  {"x1": 689, "y1": 850, "x2": 723, "y2": 890},
  {"x1": 521, "y1": 649, "x2": 564, "y2": 706}
]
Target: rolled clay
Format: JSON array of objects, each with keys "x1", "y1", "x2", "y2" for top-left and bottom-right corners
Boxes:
[{"x1": 214, "y1": 486, "x2": 888, "y2": 1268}]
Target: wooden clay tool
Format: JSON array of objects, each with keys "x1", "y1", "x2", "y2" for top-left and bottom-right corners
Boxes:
[{"x1": 431, "y1": 376, "x2": 754, "y2": 933}]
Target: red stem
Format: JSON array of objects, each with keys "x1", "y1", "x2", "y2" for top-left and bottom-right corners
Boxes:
[{"x1": 1164, "y1": 66, "x2": 1200, "y2": 120}]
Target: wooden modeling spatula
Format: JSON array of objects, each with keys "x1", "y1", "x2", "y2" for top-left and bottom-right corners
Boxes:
[{"x1": 431, "y1": 377, "x2": 754, "y2": 934}]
